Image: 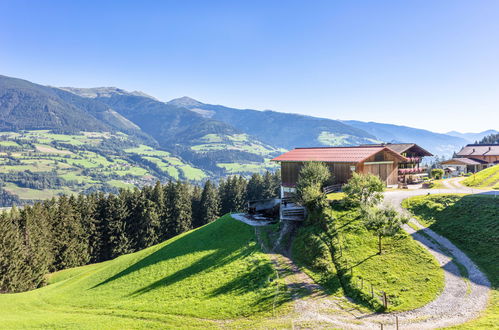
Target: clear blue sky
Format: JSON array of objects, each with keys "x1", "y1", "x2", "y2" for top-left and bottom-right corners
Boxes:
[{"x1": 1, "y1": 0, "x2": 498, "y2": 133}]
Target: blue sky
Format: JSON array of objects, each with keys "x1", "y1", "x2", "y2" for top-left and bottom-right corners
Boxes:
[{"x1": 1, "y1": 0, "x2": 498, "y2": 133}]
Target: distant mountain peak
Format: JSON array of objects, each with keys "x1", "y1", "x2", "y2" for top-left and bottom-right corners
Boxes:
[
  {"x1": 58, "y1": 87, "x2": 157, "y2": 100},
  {"x1": 167, "y1": 96, "x2": 204, "y2": 108}
]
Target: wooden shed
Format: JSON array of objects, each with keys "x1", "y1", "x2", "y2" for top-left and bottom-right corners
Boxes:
[{"x1": 271, "y1": 146, "x2": 408, "y2": 189}]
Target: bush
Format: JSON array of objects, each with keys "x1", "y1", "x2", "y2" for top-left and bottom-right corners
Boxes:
[
  {"x1": 295, "y1": 162, "x2": 332, "y2": 213},
  {"x1": 431, "y1": 168, "x2": 444, "y2": 179},
  {"x1": 343, "y1": 173, "x2": 385, "y2": 208}
]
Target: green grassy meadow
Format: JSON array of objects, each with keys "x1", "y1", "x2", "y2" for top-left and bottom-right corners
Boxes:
[
  {"x1": 403, "y1": 194, "x2": 499, "y2": 328},
  {"x1": 0, "y1": 131, "x2": 210, "y2": 203},
  {"x1": 293, "y1": 193, "x2": 444, "y2": 312},
  {"x1": 462, "y1": 165, "x2": 499, "y2": 189},
  {"x1": 0, "y1": 215, "x2": 291, "y2": 329}
]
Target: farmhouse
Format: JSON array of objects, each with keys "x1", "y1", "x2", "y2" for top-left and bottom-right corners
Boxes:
[
  {"x1": 362, "y1": 143, "x2": 433, "y2": 183},
  {"x1": 272, "y1": 146, "x2": 409, "y2": 194},
  {"x1": 441, "y1": 144, "x2": 499, "y2": 174}
]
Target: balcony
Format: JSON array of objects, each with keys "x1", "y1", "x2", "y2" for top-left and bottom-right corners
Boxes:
[
  {"x1": 398, "y1": 167, "x2": 427, "y2": 175},
  {"x1": 401, "y1": 156, "x2": 421, "y2": 163}
]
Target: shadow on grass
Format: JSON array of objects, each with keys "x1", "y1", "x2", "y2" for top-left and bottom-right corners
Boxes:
[
  {"x1": 91, "y1": 216, "x2": 295, "y2": 310},
  {"x1": 349, "y1": 253, "x2": 377, "y2": 269},
  {"x1": 92, "y1": 217, "x2": 246, "y2": 289}
]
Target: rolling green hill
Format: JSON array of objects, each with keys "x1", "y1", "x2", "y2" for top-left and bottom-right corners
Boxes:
[
  {"x1": 292, "y1": 194, "x2": 444, "y2": 312},
  {"x1": 462, "y1": 165, "x2": 499, "y2": 189},
  {"x1": 402, "y1": 194, "x2": 499, "y2": 328},
  {"x1": 0, "y1": 130, "x2": 208, "y2": 205},
  {"x1": 0, "y1": 215, "x2": 291, "y2": 329}
]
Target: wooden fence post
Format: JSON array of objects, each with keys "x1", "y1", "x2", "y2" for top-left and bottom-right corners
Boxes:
[
  {"x1": 383, "y1": 291, "x2": 388, "y2": 309},
  {"x1": 396, "y1": 315, "x2": 399, "y2": 330}
]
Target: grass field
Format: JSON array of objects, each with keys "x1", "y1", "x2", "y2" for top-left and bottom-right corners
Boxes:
[
  {"x1": 462, "y1": 165, "x2": 499, "y2": 189},
  {"x1": 402, "y1": 194, "x2": 499, "y2": 328},
  {"x1": 293, "y1": 194, "x2": 444, "y2": 312},
  {"x1": 0, "y1": 215, "x2": 291, "y2": 329},
  {"x1": 191, "y1": 133, "x2": 285, "y2": 157},
  {"x1": 0, "y1": 130, "x2": 211, "y2": 203}
]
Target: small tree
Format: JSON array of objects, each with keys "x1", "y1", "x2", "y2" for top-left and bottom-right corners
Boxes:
[
  {"x1": 362, "y1": 206, "x2": 409, "y2": 254},
  {"x1": 295, "y1": 162, "x2": 332, "y2": 213},
  {"x1": 343, "y1": 173, "x2": 385, "y2": 208},
  {"x1": 431, "y1": 168, "x2": 444, "y2": 180}
]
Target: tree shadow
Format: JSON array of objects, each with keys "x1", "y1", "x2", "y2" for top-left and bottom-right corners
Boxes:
[
  {"x1": 89, "y1": 217, "x2": 297, "y2": 311},
  {"x1": 92, "y1": 218, "x2": 254, "y2": 289},
  {"x1": 349, "y1": 253, "x2": 377, "y2": 269},
  {"x1": 130, "y1": 245, "x2": 255, "y2": 296}
]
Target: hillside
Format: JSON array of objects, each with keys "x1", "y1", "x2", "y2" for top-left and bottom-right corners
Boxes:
[
  {"x1": 0, "y1": 130, "x2": 208, "y2": 205},
  {"x1": 403, "y1": 194, "x2": 499, "y2": 328},
  {"x1": 446, "y1": 130, "x2": 498, "y2": 143},
  {"x1": 343, "y1": 120, "x2": 469, "y2": 157},
  {"x1": 462, "y1": 165, "x2": 499, "y2": 189},
  {"x1": 166, "y1": 97, "x2": 381, "y2": 149},
  {"x1": 59, "y1": 89, "x2": 283, "y2": 176},
  {"x1": 0, "y1": 75, "x2": 145, "y2": 137},
  {"x1": 0, "y1": 215, "x2": 291, "y2": 329},
  {"x1": 291, "y1": 195, "x2": 444, "y2": 312}
]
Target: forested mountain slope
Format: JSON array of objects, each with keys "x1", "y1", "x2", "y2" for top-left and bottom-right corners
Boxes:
[
  {"x1": 167, "y1": 97, "x2": 381, "y2": 149},
  {"x1": 343, "y1": 120, "x2": 469, "y2": 157},
  {"x1": 0, "y1": 75, "x2": 144, "y2": 138}
]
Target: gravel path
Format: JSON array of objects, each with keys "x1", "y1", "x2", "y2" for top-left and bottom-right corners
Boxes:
[{"x1": 268, "y1": 186, "x2": 493, "y2": 329}]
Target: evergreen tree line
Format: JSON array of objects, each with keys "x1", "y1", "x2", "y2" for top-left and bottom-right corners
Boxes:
[
  {"x1": 0, "y1": 171, "x2": 280, "y2": 293},
  {"x1": 477, "y1": 133, "x2": 499, "y2": 144}
]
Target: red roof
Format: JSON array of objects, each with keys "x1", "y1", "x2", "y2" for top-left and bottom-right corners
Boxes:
[{"x1": 272, "y1": 146, "x2": 408, "y2": 163}]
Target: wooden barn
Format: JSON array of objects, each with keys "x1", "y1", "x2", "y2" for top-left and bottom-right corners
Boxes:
[
  {"x1": 455, "y1": 144, "x2": 499, "y2": 166},
  {"x1": 271, "y1": 146, "x2": 408, "y2": 193}
]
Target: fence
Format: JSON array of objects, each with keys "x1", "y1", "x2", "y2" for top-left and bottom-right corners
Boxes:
[
  {"x1": 323, "y1": 184, "x2": 342, "y2": 194},
  {"x1": 332, "y1": 231, "x2": 392, "y2": 310}
]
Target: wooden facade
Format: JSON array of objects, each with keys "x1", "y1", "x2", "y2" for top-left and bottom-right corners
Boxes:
[{"x1": 279, "y1": 148, "x2": 404, "y2": 187}]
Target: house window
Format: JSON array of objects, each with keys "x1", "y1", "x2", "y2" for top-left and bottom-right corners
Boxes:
[{"x1": 374, "y1": 153, "x2": 385, "y2": 162}]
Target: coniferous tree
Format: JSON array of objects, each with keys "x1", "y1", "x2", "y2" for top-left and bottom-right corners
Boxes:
[
  {"x1": 262, "y1": 170, "x2": 280, "y2": 199},
  {"x1": 169, "y1": 182, "x2": 192, "y2": 235},
  {"x1": 191, "y1": 184, "x2": 203, "y2": 228},
  {"x1": 0, "y1": 211, "x2": 26, "y2": 293},
  {"x1": 246, "y1": 173, "x2": 264, "y2": 201},
  {"x1": 14, "y1": 203, "x2": 54, "y2": 290},
  {"x1": 136, "y1": 194, "x2": 160, "y2": 250},
  {"x1": 161, "y1": 181, "x2": 175, "y2": 240},
  {"x1": 74, "y1": 193, "x2": 100, "y2": 262},
  {"x1": 199, "y1": 180, "x2": 220, "y2": 226},
  {"x1": 51, "y1": 196, "x2": 89, "y2": 270},
  {"x1": 105, "y1": 194, "x2": 131, "y2": 259}
]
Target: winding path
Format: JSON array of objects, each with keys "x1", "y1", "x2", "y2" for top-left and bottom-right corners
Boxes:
[{"x1": 272, "y1": 185, "x2": 494, "y2": 329}]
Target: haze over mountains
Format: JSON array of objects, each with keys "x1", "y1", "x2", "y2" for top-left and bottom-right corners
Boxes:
[{"x1": 1, "y1": 74, "x2": 496, "y2": 162}]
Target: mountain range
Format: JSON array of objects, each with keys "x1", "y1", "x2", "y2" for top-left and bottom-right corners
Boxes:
[{"x1": 1, "y1": 74, "x2": 497, "y2": 179}]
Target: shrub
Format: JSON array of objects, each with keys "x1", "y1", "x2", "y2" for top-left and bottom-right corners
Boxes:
[
  {"x1": 295, "y1": 162, "x2": 332, "y2": 213},
  {"x1": 430, "y1": 168, "x2": 444, "y2": 179},
  {"x1": 343, "y1": 172, "x2": 385, "y2": 208}
]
